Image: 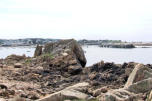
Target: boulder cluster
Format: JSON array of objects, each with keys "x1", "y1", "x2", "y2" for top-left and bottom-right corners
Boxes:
[{"x1": 0, "y1": 39, "x2": 151, "y2": 101}]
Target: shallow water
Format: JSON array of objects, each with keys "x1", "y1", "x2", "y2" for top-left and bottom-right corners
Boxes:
[
  {"x1": 83, "y1": 45, "x2": 152, "y2": 66},
  {"x1": 0, "y1": 46, "x2": 35, "y2": 58},
  {"x1": 0, "y1": 46, "x2": 152, "y2": 66}
]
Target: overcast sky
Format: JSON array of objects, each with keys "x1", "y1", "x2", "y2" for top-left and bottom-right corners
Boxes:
[{"x1": 0, "y1": 0, "x2": 152, "y2": 41}]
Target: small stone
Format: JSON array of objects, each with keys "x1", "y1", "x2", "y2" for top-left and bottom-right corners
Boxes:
[
  {"x1": 0, "y1": 64, "x2": 3, "y2": 68},
  {"x1": 37, "y1": 66, "x2": 43, "y2": 70},
  {"x1": 9, "y1": 96, "x2": 26, "y2": 101},
  {"x1": 90, "y1": 81, "x2": 100, "y2": 86},
  {"x1": 0, "y1": 98, "x2": 5, "y2": 101},
  {"x1": 0, "y1": 84, "x2": 7, "y2": 89},
  {"x1": 89, "y1": 73, "x2": 98, "y2": 80},
  {"x1": 68, "y1": 65, "x2": 82, "y2": 75},
  {"x1": 68, "y1": 59, "x2": 77, "y2": 65},
  {"x1": 14, "y1": 63, "x2": 23, "y2": 68},
  {"x1": 28, "y1": 91, "x2": 40, "y2": 100},
  {"x1": 100, "y1": 87, "x2": 108, "y2": 93},
  {"x1": 93, "y1": 87, "x2": 108, "y2": 97},
  {"x1": 62, "y1": 53, "x2": 68, "y2": 56},
  {"x1": 3, "y1": 64, "x2": 7, "y2": 68}
]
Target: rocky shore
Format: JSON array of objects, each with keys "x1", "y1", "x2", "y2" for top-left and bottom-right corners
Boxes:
[{"x1": 0, "y1": 39, "x2": 152, "y2": 101}]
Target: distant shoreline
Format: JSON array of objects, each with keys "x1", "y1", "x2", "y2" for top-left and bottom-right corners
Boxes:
[
  {"x1": 1, "y1": 38, "x2": 152, "y2": 48},
  {"x1": 1, "y1": 44, "x2": 152, "y2": 49}
]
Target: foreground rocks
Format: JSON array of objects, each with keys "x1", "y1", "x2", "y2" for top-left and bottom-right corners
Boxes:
[
  {"x1": 37, "y1": 82, "x2": 90, "y2": 101},
  {"x1": 0, "y1": 39, "x2": 88, "y2": 100},
  {"x1": 146, "y1": 90, "x2": 152, "y2": 101},
  {"x1": 99, "y1": 64, "x2": 152, "y2": 101},
  {"x1": 0, "y1": 39, "x2": 151, "y2": 101}
]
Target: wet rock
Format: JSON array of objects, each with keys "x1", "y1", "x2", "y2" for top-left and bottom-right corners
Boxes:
[{"x1": 14, "y1": 63, "x2": 23, "y2": 68}]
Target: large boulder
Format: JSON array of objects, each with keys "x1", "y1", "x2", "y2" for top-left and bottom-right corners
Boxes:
[
  {"x1": 124, "y1": 64, "x2": 152, "y2": 94},
  {"x1": 34, "y1": 39, "x2": 87, "y2": 76},
  {"x1": 37, "y1": 82, "x2": 90, "y2": 101},
  {"x1": 125, "y1": 64, "x2": 152, "y2": 88},
  {"x1": 42, "y1": 39, "x2": 87, "y2": 67},
  {"x1": 127, "y1": 78, "x2": 152, "y2": 94}
]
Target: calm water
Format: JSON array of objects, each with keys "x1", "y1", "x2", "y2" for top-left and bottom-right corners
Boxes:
[
  {"x1": 0, "y1": 46, "x2": 35, "y2": 58},
  {"x1": 0, "y1": 46, "x2": 152, "y2": 66}
]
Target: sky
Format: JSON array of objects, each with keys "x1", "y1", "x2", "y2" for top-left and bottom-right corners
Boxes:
[{"x1": 0, "y1": 0, "x2": 152, "y2": 41}]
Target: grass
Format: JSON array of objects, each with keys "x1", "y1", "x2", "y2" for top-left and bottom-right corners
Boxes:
[
  {"x1": 25, "y1": 53, "x2": 54, "y2": 64},
  {"x1": 41, "y1": 53, "x2": 54, "y2": 59},
  {"x1": 39, "y1": 53, "x2": 54, "y2": 62},
  {"x1": 25, "y1": 58, "x2": 32, "y2": 64}
]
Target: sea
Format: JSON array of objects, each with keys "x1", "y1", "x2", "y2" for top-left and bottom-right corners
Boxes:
[{"x1": 0, "y1": 45, "x2": 152, "y2": 66}]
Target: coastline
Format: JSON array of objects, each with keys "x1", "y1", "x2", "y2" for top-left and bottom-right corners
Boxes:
[{"x1": 0, "y1": 39, "x2": 151, "y2": 101}]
